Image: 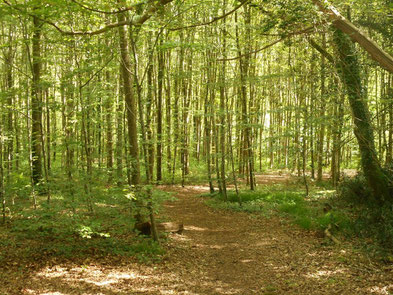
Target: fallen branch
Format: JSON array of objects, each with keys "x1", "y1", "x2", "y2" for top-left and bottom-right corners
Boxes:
[{"x1": 313, "y1": 0, "x2": 393, "y2": 73}]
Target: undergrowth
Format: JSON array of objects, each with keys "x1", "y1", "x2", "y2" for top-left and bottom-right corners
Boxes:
[
  {"x1": 204, "y1": 177, "x2": 393, "y2": 258},
  {"x1": 338, "y1": 174, "x2": 393, "y2": 254},
  {"x1": 0, "y1": 180, "x2": 172, "y2": 266},
  {"x1": 203, "y1": 184, "x2": 351, "y2": 235}
]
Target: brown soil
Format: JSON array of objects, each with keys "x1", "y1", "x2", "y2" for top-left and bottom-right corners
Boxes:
[{"x1": 3, "y1": 184, "x2": 393, "y2": 295}]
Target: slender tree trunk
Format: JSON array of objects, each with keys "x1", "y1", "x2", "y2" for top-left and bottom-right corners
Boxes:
[
  {"x1": 145, "y1": 32, "x2": 155, "y2": 182},
  {"x1": 31, "y1": 16, "x2": 43, "y2": 185},
  {"x1": 317, "y1": 34, "x2": 326, "y2": 181},
  {"x1": 116, "y1": 84, "x2": 124, "y2": 185},
  {"x1": 5, "y1": 33, "x2": 14, "y2": 186},
  {"x1": 117, "y1": 11, "x2": 140, "y2": 185},
  {"x1": 156, "y1": 38, "x2": 164, "y2": 182},
  {"x1": 204, "y1": 56, "x2": 214, "y2": 193},
  {"x1": 219, "y1": 3, "x2": 228, "y2": 200},
  {"x1": 165, "y1": 51, "x2": 172, "y2": 175},
  {"x1": 0, "y1": 123, "x2": 5, "y2": 223},
  {"x1": 106, "y1": 71, "x2": 114, "y2": 183}
]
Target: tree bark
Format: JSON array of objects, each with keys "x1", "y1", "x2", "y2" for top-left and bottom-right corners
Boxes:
[
  {"x1": 106, "y1": 71, "x2": 114, "y2": 183},
  {"x1": 31, "y1": 16, "x2": 43, "y2": 185},
  {"x1": 156, "y1": 38, "x2": 164, "y2": 182},
  {"x1": 313, "y1": 0, "x2": 393, "y2": 74},
  {"x1": 333, "y1": 29, "x2": 391, "y2": 204},
  {"x1": 117, "y1": 11, "x2": 140, "y2": 185},
  {"x1": 0, "y1": 122, "x2": 5, "y2": 223}
]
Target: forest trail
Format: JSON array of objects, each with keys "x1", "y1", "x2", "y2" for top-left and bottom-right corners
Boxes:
[
  {"x1": 17, "y1": 184, "x2": 392, "y2": 295},
  {"x1": 156, "y1": 186, "x2": 392, "y2": 295}
]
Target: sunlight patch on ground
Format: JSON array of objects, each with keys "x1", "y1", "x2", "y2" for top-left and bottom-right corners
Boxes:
[
  {"x1": 369, "y1": 285, "x2": 393, "y2": 295},
  {"x1": 304, "y1": 268, "x2": 346, "y2": 279},
  {"x1": 185, "y1": 225, "x2": 208, "y2": 231},
  {"x1": 214, "y1": 286, "x2": 241, "y2": 294},
  {"x1": 255, "y1": 240, "x2": 272, "y2": 247},
  {"x1": 189, "y1": 186, "x2": 210, "y2": 191},
  {"x1": 37, "y1": 265, "x2": 148, "y2": 289},
  {"x1": 23, "y1": 291, "x2": 65, "y2": 295},
  {"x1": 210, "y1": 244, "x2": 224, "y2": 249},
  {"x1": 171, "y1": 233, "x2": 192, "y2": 242},
  {"x1": 240, "y1": 259, "x2": 254, "y2": 263},
  {"x1": 192, "y1": 243, "x2": 224, "y2": 250}
]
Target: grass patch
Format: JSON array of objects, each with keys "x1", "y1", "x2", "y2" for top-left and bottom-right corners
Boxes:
[{"x1": 203, "y1": 185, "x2": 352, "y2": 233}]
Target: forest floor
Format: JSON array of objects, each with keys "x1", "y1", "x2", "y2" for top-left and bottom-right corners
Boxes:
[{"x1": 2, "y1": 176, "x2": 393, "y2": 294}]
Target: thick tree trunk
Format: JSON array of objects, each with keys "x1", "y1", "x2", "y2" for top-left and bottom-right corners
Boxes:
[{"x1": 333, "y1": 29, "x2": 391, "y2": 204}]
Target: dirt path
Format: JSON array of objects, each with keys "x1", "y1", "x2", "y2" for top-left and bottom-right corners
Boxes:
[{"x1": 19, "y1": 185, "x2": 393, "y2": 294}]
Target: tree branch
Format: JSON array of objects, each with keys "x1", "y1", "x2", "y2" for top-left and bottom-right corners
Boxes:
[
  {"x1": 313, "y1": 0, "x2": 393, "y2": 73},
  {"x1": 170, "y1": 0, "x2": 249, "y2": 31},
  {"x1": 3, "y1": 0, "x2": 173, "y2": 36},
  {"x1": 219, "y1": 26, "x2": 315, "y2": 61},
  {"x1": 307, "y1": 37, "x2": 334, "y2": 64},
  {"x1": 69, "y1": 0, "x2": 146, "y2": 15}
]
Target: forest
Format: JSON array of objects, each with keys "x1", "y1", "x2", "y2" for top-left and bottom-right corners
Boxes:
[{"x1": 1, "y1": 0, "x2": 393, "y2": 294}]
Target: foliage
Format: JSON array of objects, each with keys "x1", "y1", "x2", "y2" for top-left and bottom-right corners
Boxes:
[
  {"x1": 1, "y1": 0, "x2": 393, "y2": 269},
  {"x1": 204, "y1": 184, "x2": 351, "y2": 233},
  {"x1": 338, "y1": 175, "x2": 393, "y2": 250},
  {"x1": 0, "y1": 180, "x2": 169, "y2": 265},
  {"x1": 338, "y1": 174, "x2": 373, "y2": 205}
]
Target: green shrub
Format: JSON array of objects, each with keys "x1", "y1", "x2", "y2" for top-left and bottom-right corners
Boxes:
[
  {"x1": 338, "y1": 173, "x2": 393, "y2": 250},
  {"x1": 338, "y1": 174, "x2": 372, "y2": 205}
]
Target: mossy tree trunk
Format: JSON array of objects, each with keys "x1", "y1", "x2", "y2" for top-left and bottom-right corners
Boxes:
[{"x1": 333, "y1": 29, "x2": 391, "y2": 204}]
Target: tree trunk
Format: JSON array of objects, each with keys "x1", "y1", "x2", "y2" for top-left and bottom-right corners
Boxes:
[
  {"x1": 317, "y1": 34, "x2": 326, "y2": 181},
  {"x1": 106, "y1": 71, "x2": 114, "y2": 183},
  {"x1": 314, "y1": 0, "x2": 393, "y2": 73},
  {"x1": 156, "y1": 38, "x2": 164, "y2": 182},
  {"x1": 117, "y1": 11, "x2": 140, "y2": 185},
  {"x1": 31, "y1": 16, "x2": 43, "y2": 185},
  {"x1": 0, "y1": 122, "x2": 5, "y2": 224},
  {"x1": 333, "y1": 29, "x2": 391, "y2": 204}
]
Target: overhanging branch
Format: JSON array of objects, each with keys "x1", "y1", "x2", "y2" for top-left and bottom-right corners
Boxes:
[{"x1": 313, "y1": 0, "x2": 393, "y2": 73}]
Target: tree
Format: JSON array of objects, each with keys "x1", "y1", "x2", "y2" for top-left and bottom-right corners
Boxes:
[
  {"x1": 117, "y1": 7, "x2": 140, "y2": 186},
  {"x1": 333, "y1": 28, "x2": 391, "y2": 203}
]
